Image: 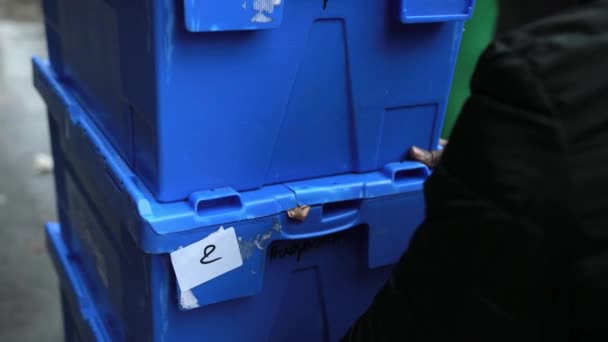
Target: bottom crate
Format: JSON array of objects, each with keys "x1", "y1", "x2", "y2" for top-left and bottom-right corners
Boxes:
[
  {"x1": 54, "y1": 153, "x2": 423, "y2": 341},
  {"x1": 47, "y1": 116, "x2": 426, "y2": 342},
  {"x1": 47, "y1": 223, "x2": 112, "y2": 342},
  {"x1": 56, "y1": 171, "x2": 407, "y2": 342}
]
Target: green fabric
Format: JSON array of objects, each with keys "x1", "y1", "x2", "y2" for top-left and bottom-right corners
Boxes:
[{"x1": 443, "y1": 0, "x2": 498, "y2": 138}]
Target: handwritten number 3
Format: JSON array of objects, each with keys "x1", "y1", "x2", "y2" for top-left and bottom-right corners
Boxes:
[{"x1": 200, "y1": 245, "x2": 222, "y2": 265}]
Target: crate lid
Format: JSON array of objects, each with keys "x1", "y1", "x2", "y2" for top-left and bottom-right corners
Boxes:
[{"x1": 182, "y1": 0, "x2": 474, "y2": 32}]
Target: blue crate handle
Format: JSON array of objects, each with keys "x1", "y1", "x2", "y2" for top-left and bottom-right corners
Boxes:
[
  {"x1": 183, "y1": 162, "x2": 429, "y2": 242},
  {"x1": 183, "y1": 0, "x2": 474, "y2": 32},
  {"x1": 401, "y1": 0, "x2": 474, "y2": 23},
  {"x1": 181, "y1": 163, "x2": 428, "y2": 309},
  {"x1": 280, "y1": 162, "x2": 428, "y2": 240},
  {"x1": 280, "y1": 203, "x2": 361, "y2": 241},
  {"x1": 189, "y1": 188, "x2": 244, "y2": 218}
]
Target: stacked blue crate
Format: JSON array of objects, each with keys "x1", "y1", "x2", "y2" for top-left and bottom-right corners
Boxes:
[
  {"x1": 48, "y1": 222, "x2": 114, "y2": 342},
  {"x1": 37, "y1": 59, "x2": 429, "y2": 341},
  {"x1": 43, "y1": 0, "x2": 473, "y2": 201},
  {"x1": 38, "y1": 0, "x2": 474, "y2": 340}
]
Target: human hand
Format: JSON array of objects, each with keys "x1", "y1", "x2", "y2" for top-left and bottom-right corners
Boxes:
[{"x1": 409, "y1": 139, "x2": 447, "y2": 169}]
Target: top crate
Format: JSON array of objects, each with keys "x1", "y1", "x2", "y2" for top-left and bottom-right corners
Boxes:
[{"x1": 42, "y1": 0, "x2": 473, "y2": 202}]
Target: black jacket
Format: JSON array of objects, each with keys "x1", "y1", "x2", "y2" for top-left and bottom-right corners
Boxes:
[{"x1": 343, "y1": 2, "x2": 608, "y2": 341}]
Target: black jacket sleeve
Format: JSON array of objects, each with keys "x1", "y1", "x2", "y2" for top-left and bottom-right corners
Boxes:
[{"x1": 341, "y1": 2, "x2": 608, "y2": 339}]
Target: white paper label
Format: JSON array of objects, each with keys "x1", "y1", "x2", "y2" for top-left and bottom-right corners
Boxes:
[{"x1": 170, "y1": 227, "x2": 243, "y2": 292}]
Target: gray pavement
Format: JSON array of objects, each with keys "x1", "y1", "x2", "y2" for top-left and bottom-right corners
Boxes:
[{"x1": 0, "y1": 1, "x2": 63, "y2": 341}]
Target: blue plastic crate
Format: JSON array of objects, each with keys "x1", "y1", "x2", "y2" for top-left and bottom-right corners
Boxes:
[
  {"x1": 48, "y1": 224, "x2": 113, "y2": 342},
  {"x1": 41, "y1": 0, "x2": 473, "y2": 202},
  {"x1": 48, "y1": 223, "x2": 114, "y2": 342},
  {"x1": 41, "y1": 54, "x2": 430, "y2": 341}
]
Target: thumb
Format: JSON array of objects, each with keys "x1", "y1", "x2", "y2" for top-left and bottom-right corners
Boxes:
[{"x1": 410, "y1": 146, "x2": 443, "y2": 169}]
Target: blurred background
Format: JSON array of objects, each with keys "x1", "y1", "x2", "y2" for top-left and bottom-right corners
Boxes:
[{"x1": 0, "y1": 0, "x2": 62, "y2": 341}]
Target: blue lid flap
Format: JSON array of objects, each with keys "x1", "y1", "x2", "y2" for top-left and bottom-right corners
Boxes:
[
  {"x1": 401, "y1": 0, "x2": 474, "y2": 23},
  {"x1": 176, "y1": 218, "x2": 278, "y2": 310},
  {"x1": 183, "y1": 0, "x2": 285, "y2": 32}
]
